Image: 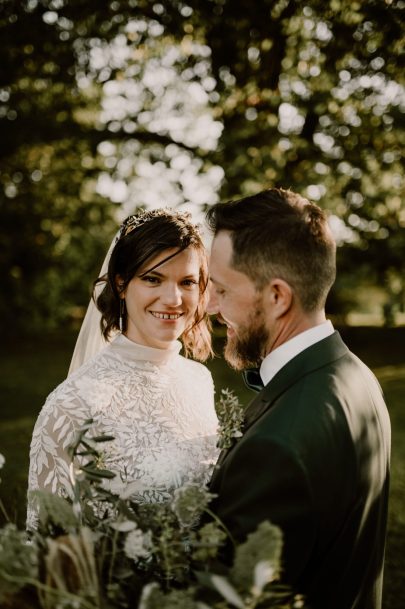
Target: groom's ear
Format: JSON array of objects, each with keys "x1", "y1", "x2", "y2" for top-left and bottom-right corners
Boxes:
[{"x1": 262, "y1": 278, "x2": 293, "y2": 318}]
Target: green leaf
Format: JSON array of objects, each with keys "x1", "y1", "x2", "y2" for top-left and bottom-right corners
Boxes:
[
  {"x1": 209, "y1": 574, "x2": 245, "y2": 608},
  {"x1": 92, "y1": 435, "x2": 116, "y2": 442},
  {"x1": 80, "y1": 466, "x2": 116, "y2": 479},
  {"x1": 29, "y1": 490, "x2": 78, "y2": 530}
]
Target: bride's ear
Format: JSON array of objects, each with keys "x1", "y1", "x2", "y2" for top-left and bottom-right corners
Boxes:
[
  {"x1": 115, "y1": 275, "x2": 126, "y2": 297},
  {"x1": 262, "y1": 278, "x2": 293, "y2": 318}
]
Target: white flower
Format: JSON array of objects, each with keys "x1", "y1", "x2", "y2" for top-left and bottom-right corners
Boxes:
[
  {"x1": 110, "y1": 520, "x2": 137, "y2": 532},
  {"x1": 124, "y1": 526, "x2": 153, "y2": 562},
  {"x1": 104, "y1": 477, "x2": 148, "y2": 499},
  {"x1": 0, "y1": 453, "x2": 5, "y2": 469}
]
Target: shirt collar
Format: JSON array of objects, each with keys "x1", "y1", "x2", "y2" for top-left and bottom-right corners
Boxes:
[{"x1": 259, "y1": 320, "x2": 335, "y2": 386}]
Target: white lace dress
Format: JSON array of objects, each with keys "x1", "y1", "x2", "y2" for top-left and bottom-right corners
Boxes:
[{"x1": 27, "y1": 334, "x2": 218, "y2": 529}]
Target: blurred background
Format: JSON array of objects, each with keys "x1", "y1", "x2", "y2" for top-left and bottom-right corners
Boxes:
[
  {"x1": 0, "y1": 0, "x2": 404, "y2": 330},
  {"x1": 0, "y1": 0, "x2": 404, "y2": 607}
]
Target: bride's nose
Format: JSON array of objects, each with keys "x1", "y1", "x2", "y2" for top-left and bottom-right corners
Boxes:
[{"x1": 161, "y1": 282, "x2": 183, "y2": 307}]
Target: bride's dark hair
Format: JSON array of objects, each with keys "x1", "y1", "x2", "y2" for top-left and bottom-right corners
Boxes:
[{"x1": 95, "y1": 209, "x2": 212, "y2": 361}]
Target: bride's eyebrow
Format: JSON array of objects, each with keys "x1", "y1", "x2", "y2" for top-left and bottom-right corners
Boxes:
[
  {"x1": 141, "y1": 270, "x2": 164, "y2": 277},
  {"x1": 140, "y1": 270, "x2": 198, "y2": 279},
  {"x1": 182, "y1": 273, "x2": 199, "y2": 280},
  {"x1": 138, "y1": 247, "x2": 186, "y2": 277}
]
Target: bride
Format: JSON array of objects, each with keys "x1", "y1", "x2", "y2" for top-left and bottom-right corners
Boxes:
[{"x1": 27, "y1": 209, "x2": 219, "y2": 529}]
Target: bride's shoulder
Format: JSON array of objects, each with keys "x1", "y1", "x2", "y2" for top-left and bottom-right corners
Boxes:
[
  {"x1": 176, "y1": 355, "x2": 213, "y2": 383},
  {"x1": 40, "y1": 357, "x2": 102, "y2": 412}
]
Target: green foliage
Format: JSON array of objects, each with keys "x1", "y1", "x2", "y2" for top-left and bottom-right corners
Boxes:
[
  {"x1": 191, "y1": 521, "x2": 227, "y2": 561},
  {"x1": 1, "y1": 0, "x2": 404, "y2": 327},
  {"x1": 200, "y1": 0, "x2": 405, "y2": 312},
  {"x1": 0, "y1": 524, "x2": 38, "y2": 601},
  {"x1": 216, "y1": 388, "x2": 245, "y2": 450},
  {"x1": 30, "y1": 491, "x2": 77, "y2": 533},
  {"x1": 171, "y1": 483, "x2": 213, "y2": 528},
  {"x1": 0, "y1": 425, "x2": 304, "y2": 609},
  {"x1": 139, "y1": 584, "x2": 199, "y2": 609},
  {"x1": 0, "y1": 1, "x2": 118, "y2": 332},
  {"x1": 231, "y1": 521, "x2": 284, "y2": 591}
]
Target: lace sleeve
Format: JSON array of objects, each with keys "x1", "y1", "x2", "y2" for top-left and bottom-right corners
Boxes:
[{"x1": 26, "y1": 387, "x2": 88, "y2": 530}]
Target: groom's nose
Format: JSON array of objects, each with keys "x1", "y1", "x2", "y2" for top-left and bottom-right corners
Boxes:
[{"x1": 207, "y1": 283, "x2": 219, "y2": 315}]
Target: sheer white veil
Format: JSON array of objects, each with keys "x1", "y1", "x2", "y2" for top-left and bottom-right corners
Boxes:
[{"x1": 68, "y1": 230, "x2": 120, "y2": 375}]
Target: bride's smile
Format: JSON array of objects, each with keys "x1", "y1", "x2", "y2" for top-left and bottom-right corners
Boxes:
[{"x1": 150, "y1": 311, "x2": 184, "y2": 320}]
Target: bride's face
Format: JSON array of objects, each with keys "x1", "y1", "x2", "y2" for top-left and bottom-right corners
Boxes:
[{"x1": 121, "y1": 247, "x2": 201, "y2": 350}]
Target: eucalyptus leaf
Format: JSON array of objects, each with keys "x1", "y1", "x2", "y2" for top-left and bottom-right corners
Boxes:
[
  {"x1": 210, "y1": 574, "x2": 245, "y2": 609},
  {"x1": 93, "y1": 435, "x2": 116, "y2": 442}
]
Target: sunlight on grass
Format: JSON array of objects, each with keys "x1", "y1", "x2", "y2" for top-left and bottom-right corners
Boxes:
[{"x1": 373, "y1": 365, "x2": 405, "y2": 382}]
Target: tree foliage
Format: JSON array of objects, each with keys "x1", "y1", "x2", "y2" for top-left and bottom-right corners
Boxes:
[{"x1": 0, "y1": 0, "x2": 404, "y2": 330}]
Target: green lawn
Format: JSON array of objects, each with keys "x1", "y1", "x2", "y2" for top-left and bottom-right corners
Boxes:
[{"x1": 0, "y1": 327, "x2": 404, "y2": 607}]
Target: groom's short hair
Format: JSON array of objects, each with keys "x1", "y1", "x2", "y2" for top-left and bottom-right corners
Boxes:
[{"x1": 207, "y1": 188, "x2": 336, "y2": 312}]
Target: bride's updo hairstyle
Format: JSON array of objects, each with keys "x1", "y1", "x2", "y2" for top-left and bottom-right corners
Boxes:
[{"x1": 96, "y1": 209, "x2": 212, "y2": 361}]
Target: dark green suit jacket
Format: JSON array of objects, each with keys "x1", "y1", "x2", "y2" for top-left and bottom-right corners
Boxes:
[{"x1": 209, "y1": 332, "x2": 391, "y2": 609}]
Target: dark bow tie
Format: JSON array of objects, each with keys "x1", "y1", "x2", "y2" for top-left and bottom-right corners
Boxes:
[{"x1": 242, "y1": 367, "x2": 264, "y2": 392}]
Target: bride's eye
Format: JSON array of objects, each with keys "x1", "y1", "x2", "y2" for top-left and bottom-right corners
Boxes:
[
  {"x1": 141, "y1": 275, "x2": 160, "y2": 284},
  {"x1": 181, "y1": 278, "x2": 198, "y2": 287}
]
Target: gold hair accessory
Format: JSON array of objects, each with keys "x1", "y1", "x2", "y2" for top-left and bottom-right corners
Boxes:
[{"x1": 119, "y1": 208, "x2": 200, "y2": 239}]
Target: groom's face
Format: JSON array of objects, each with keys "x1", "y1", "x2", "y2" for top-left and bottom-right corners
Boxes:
[{"x1": 209, "y1": 231, "x2": 270, "y2": 370}]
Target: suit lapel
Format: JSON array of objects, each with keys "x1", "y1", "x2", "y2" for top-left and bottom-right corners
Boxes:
[
  {"x1": 244, "y1": 331, "x2": 348, "y2": 430},
  {"x1": 212, "y1": 332, "x2": 349, "y2": 480}
]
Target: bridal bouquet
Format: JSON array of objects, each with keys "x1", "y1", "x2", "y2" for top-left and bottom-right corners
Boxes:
[{"x1": 0, "y1": 397, "x2": 307, "y2": 609}]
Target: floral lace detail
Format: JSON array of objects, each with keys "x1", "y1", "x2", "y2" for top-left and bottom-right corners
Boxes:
[{"x1": 27, "y1": 335, "x2": 218, "y2": 530}]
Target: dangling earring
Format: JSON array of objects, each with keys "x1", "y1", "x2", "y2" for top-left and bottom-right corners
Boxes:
[{"x1": 119, "y1": 299, "x2": 125, "y2": 332}]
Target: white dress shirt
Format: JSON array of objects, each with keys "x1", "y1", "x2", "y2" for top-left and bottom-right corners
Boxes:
[{"x1": 260, "y1": 320, "x2": 335, "y2": 386}]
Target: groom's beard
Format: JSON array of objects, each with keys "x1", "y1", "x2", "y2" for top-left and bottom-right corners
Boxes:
[{"x1": 224, "y1": 307, "x2": 270, "y2": 371}]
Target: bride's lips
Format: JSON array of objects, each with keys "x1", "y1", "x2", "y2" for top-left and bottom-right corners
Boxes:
[{"x1": 149, "y1": 311, "x2": 184, "y2": 322}]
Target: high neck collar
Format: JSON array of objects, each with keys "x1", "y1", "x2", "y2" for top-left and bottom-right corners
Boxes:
[{"x1": 110, "y1": 333, "x2": 182, "y2": 364}]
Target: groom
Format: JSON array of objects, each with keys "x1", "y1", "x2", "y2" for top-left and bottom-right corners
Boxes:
[{"x1": 207, "y1": 188, "x2": 390, "y2": 609}]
